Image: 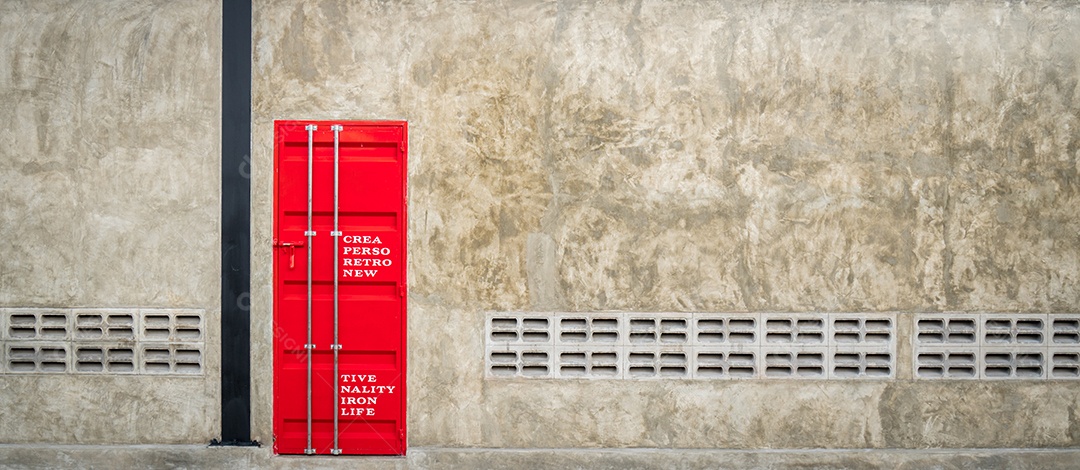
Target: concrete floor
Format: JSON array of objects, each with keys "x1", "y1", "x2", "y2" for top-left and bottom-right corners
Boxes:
[{"x1": 1, "y1": 445, "x2": 1079, "y2": 469}]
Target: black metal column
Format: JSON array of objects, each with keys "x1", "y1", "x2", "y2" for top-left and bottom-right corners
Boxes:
[{"x1": 218, "y1": 0, "x2": 256, "y2": 446}]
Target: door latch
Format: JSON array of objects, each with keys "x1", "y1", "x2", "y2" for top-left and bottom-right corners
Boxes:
[{"x1": 273, "y1": 239, "x2": 305, "y2": 269}]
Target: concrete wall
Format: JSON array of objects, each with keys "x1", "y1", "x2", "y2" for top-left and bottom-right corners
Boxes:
[
  {"x1": 2, "y1": 0, "x2": 1079, "y2": 451},
  {"x1": 251, "y1": 0, "x2": 1080, "y2": 449},
  {"x1": 0, "y1": 1, "x2": 221, "y2": 443}
]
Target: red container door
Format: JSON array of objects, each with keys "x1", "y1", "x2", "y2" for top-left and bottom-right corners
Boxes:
[{"x1": 273, "y1": 121, "x2": 407, "y2": 455}]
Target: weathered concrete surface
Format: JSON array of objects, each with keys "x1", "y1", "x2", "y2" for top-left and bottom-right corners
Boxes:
[
  {"x1": 1, "y1": 0, "x2": 1077, "y2": 453},
  {"x1": 0, "y1": 1, "x2": 221, "y2": 443},
  {"x1": 252, "y1": 0, "x2": 1080, "y2": 450},
  {"x1": 0, "y1": 0, "x2": 221, "y2": 308},
  {"x1": 0, "y1": 376, "x2": 217, "y2": 445},
  {"x1": 477, "y1": 380, "x2": 1080, "y2": 449},
  {"x1": 254, "y1": 0, "x2": 1080, "y2": 313},
  {"x1": 3, "y1": 445, "x2": 1080, "y2": 470}
]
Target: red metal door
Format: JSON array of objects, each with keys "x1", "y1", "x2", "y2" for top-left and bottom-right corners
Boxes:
[{"x1": 273, "y1": 120, "x2": 407, "y2": 455}]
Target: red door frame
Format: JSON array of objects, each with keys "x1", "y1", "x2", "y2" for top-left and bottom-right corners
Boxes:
[{"x1": 271, "y1": 120, "x2": 408, "y2": 455}]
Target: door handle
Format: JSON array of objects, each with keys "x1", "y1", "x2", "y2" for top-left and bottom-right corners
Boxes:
[{"x1": 273, "y1": 239, "x2": 305, "y2": 269}]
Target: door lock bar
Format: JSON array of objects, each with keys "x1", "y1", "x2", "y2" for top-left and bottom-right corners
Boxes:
[
  {"x1": 331, "y1": 123, "x2": 343, "y2": 456},
  {"x1": 304, "y1": 123, "x2": 316, "y2": 456}
]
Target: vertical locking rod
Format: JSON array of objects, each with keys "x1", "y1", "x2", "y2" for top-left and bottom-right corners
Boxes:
[
  {"x1": 330, "y1": 124, "x2": 343, "y2": 455},
  {"x1": 304, "y1": 124, "x2": 316, "y2": 455}
]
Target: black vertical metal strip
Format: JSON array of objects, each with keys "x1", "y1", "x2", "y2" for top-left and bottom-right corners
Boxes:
[{"x1": 217, "y1": 0, "x2": 256, "y2": 446}]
